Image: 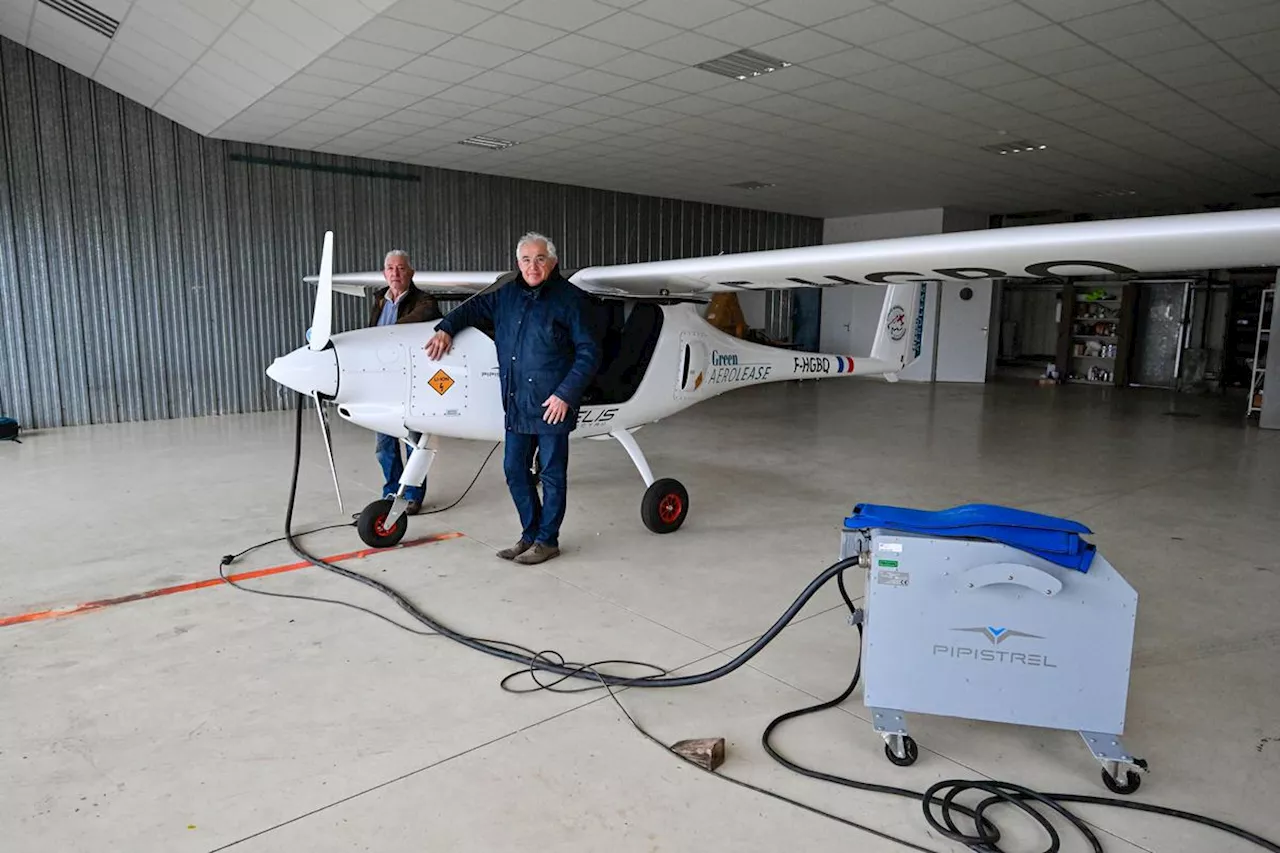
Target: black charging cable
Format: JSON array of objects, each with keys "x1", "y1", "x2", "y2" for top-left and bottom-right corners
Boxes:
[{"x1": 222, "y1": 393, "x2": 1280, "y2": 853}]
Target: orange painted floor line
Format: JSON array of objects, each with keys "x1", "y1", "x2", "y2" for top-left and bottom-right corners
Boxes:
[{"x1": 0, "y1": 531, "x2": 463, "y2": 629}]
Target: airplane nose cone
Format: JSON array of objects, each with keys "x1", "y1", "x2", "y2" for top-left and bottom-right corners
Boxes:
[{"x1": 267, "y1": 346, "x2": 338, "y2": 398}]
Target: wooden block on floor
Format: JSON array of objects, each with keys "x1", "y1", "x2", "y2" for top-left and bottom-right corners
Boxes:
[{"x1": 671, "y1": 737, "x2": 725, "y2": 771}]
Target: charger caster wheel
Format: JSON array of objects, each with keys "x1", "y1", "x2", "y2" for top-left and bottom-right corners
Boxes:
[
  {"x1": 1101, "y1": 767, "x2": 1141, "y2": 795},
  {"x1": 642, "y1": 478, "x2": 688, "y2": 534},
  {"x1": 357, "y1": 499, "x2": 407, "y2": 548},
  {"x1": 884, "y1": 736, "x2": 918, "y2": 767}
]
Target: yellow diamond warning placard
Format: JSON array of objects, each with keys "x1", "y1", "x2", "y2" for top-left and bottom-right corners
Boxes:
[{"x1": 429, "y1": 369, "x2": 455, "y2": 395}]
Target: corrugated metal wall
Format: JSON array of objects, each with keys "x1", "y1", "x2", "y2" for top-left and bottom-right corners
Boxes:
[{"x1": 0, "y1": 37, "x2": 822, "y2": 429}]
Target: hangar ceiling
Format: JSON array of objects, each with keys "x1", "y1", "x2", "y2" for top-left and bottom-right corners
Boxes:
[{"x1": 2, "y1": 0, "x2": 1280, "y2": 219}]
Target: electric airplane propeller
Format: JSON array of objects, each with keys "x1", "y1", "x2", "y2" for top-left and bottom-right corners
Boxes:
[
  {"x1": 308, "y1": 230, "x2": 343, "y2": 515},
  {"x1": 267, "y1": 209, "x2": 1280, "y2": 548}
]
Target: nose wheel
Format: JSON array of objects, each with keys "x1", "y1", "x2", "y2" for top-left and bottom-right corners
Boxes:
[
  {"x1": 357, "y1": 498, "x2": 408, "y2": 548},
  {"x1": 642, "y1": 478, "x2": 689, "y2": 534}
]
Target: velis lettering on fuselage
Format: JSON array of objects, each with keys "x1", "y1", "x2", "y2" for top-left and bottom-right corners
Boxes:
[
  {"x1": 577, "y1": 407, "x2": 617, "y2": 426},
  {"x1": 723, "y1": 260, "x2": 1140, "y2": 288}
]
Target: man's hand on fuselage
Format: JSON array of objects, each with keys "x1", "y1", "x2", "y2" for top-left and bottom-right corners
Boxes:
[{"x1": 424, "y1": 330, "x2": 452, "y2": 360}]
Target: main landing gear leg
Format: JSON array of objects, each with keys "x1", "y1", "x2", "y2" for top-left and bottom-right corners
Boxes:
[
  {"x1": 610, "y1": 428, "x2": 689, "y2": 534},
  {"x1": 357, "y1": 433, "x2": 437, "y2": 548}
]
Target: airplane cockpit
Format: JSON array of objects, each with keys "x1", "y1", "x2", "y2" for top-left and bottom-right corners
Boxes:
[
  {"x1": 443, "y1": 285, "x2": 666, "y2": 408},
  {"x1": 580, "y1": 298, "x2": 664, "y2": 407}
]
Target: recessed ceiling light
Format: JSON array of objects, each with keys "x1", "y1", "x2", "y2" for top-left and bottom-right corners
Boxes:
[
  {"x1": 697, "y1": 49, "x2": 792, "y2": 81},
  {"x1": 38, "y1": 0, "x2": 119, "y2": 38},
  {"x1": 727, "y1": 180, "x2": 776, "y2": 190},
  {"x1": 982, "y1": 140, "x2": 1048, "y2": 155},
  {"x1": 458, "y1": 135, "x2": 517, "y2": 150}
]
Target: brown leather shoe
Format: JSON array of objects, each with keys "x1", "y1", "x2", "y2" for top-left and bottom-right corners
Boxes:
[
  {"x1": 514, "y1": 543, "x2": 560, "y2": 565},
  {"x1": 406, "y1": 501, "x2": 422, "y2": 516},
  {"x1": 497, "y1": 539, "x2": 533, "y2": 560}
]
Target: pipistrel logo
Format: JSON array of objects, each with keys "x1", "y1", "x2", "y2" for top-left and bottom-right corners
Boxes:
[
  {"x1": 934, "y1": 626, "x2": 1056, "y2": 668},
  {"x1": 954, "y1": 626, "x2": 1043, "y2": 646}
]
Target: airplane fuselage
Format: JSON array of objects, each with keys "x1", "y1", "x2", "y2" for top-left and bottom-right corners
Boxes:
[{"x1": 270, "y1": 302, "x2": 887, "y2": 445}]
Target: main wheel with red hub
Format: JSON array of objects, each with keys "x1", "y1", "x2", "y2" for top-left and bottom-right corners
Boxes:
[
  {"x1": 357, "y1": 498, "x2": 408, "y2": 548},
  {"x1": 641, "y1": 478, "x2": 689, "y2": 534}
]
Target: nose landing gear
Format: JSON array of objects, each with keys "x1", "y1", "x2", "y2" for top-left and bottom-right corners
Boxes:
[
  {"x1": 357, "y1": 432, "x2": 435, "y2": 548},
  {"x1": 357, "y1": 498, "x2": 408, "y2": 548}
]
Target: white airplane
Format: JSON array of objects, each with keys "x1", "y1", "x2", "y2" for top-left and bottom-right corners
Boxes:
[{"x1": 266, "y1": 209, "x2": 1280, "y2": 548}]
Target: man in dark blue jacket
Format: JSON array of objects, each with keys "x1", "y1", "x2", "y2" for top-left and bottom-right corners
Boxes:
[{"x1": 424, "y1": 232, "x2": 601, "y2": 564}]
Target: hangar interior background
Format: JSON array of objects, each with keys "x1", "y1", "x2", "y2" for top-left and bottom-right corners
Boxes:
[
  {"x1": 2, "y1": 2, "x2": 1280, "y2": 853},
  {"x1": 3, "y1": 0, "x2": 1280, "y2": 429}
]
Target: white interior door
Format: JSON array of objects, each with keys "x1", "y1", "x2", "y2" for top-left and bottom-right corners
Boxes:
[
  {"x1": 819, "y1": 286, "x2": 854, "y2": 353},
  {"x1": 935, "y1": 280, "x2": 993, "y2": 383}
]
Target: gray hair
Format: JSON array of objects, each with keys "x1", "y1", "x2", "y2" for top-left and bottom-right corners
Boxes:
[
  {"x1": 516, "y1": 231, "x2": 557, "y2": 260},
  {"x1": 384, "y1": 249, "x2": 411, "y2": 266}
]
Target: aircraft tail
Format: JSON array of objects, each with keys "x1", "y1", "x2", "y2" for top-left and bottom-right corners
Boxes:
[{"x1": 868, "y1": 282, "x2": 925, "y2": 381}]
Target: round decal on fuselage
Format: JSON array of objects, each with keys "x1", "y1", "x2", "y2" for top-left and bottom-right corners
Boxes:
[{"x1": 887, "y1": 305, "x2": 907, "y2": 341}]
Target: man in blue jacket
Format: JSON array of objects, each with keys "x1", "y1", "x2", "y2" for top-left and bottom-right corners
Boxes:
[{"x1": 424, "y1": 232, "x2": 601, "y2": 565}]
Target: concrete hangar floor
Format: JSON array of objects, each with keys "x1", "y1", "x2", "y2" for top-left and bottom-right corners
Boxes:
[{"x1": 2, "y1": 377, "x2": 1277, "y2": 853}]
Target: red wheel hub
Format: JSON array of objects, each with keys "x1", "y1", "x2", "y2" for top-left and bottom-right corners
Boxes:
[
  {"x1": 658, "y1": 494, "x2": 683, "y2": 524},
  {"x1": 374, "y1": 515, "x2": 393, "y2": 537}
]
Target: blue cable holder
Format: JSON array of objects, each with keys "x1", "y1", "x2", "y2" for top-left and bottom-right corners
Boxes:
[{"x1": 843, "y1": 503, "x2": 1097, "y2": 572}]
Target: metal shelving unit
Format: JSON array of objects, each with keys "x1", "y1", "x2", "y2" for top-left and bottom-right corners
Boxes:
[
  {"x1": 1057, "y1": 281, "x2": 1135, "y2": 386},
  {"x1": 1247, "y1": 288, "x2": 1273, "y2": 418}
]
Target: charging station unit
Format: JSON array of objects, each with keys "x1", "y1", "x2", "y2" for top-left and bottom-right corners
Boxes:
[{"x1": 840, "y1": 503, "x2": 1146, "y2": 794}]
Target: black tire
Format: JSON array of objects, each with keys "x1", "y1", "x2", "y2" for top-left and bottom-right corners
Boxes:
[
  {"x1": 884, "y1": 736, "x2": 918, "y2": 767},
  {"x1": 357, "y1": 499, "x2": 408, "y2": 548},
  {"x1": 641, "y1": 478, "x2": 689, "y2": 534},
  {"x1": 1101, "y1": 767, "x2": 1141, "y2": 795}
]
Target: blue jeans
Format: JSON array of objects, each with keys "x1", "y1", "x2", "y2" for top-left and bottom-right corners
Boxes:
[
  {"x1": 504, "y1": 431, "x2": 569, "y2": 547},
  {"x1": 376, "y1": 433, "x2": 425, "y2": 503}
]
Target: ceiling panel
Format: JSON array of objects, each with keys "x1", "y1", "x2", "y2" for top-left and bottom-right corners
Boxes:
[
  {"x1": 576, "y1": 10, "x2": 680, "y2": 48},
  {"x1": 941, "y1": 4, "x2": 1053, "y2": 41},
  {"x1": 6, "y1": 0, "x2": 1279, "y2": 219},
  {"x1": 888, "y1": 0, "x2": 1007, "y2": 24},
  {"x1": 824, "y1": 5, "x2": 922, "y2": 43},
  {"x1": 381, "y1": 0, "x2": 493, "y2": 33},
  {"x1": 627, "y1": 0, "x2": 745, "y2": 30},
  {"x1": 1019, "y1": 0, "x2": 1134, "y2": 19},
  {"x1": 505, "y1": 0, "x2": 617, "y2": 30},
  {"x1": 757, "y1": 0, "x2": 873, "y2": 26}
]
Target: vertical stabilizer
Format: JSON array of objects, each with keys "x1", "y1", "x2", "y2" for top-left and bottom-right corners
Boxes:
[{"x1": 868, "y1": 282, "x2": 924, "y2": 381}]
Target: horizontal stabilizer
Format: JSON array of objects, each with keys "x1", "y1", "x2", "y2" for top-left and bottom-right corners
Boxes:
[{"x1": 303, "y1": 270, "x2": 504, "y2": 297}]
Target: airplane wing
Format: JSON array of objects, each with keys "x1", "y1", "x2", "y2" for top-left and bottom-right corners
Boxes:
[
  {"x1": 300, "y1": 209, "x2": 1280, "y2": 301},
  {"x1": 303, "y1": 270, "x2": 506, "y2": 298},
  {"x1": 565, "y1": 209, "x2": 1280, "y2": 298}
]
